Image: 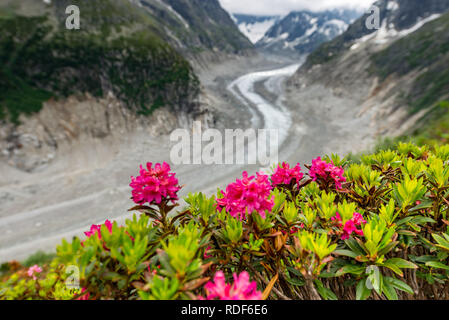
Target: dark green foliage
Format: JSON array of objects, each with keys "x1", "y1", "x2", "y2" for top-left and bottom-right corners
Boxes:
[
  {"x1": 0, "y1": 4, "x2": 198, "y2": 124},
  {"x1": 0, "y1": 70, "x2": 53, "y2": 124},
  {"x1": 370, "y1": 12, "x2": 449, "y2": 113}
]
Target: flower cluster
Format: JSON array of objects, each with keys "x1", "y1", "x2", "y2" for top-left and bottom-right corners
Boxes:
[
  {"x1": 201, "y1": 271, "x2": 262, "y2": 300},
  {"x1": 27, "y1": 265, "x2": 42, "y2": 280},
  {"x1": 332, "y1": 212, "x2": 366, "y2": 240},
  {"x1": 84, "y1": 220, "x2": 113, "y2": 239},
  {"x1": 309, "y1": 157, "x2": 346, "y2": 189},
  {"x1": 216, "y1": 171, "x2": 274, "y2": 220},
  {"x1": 271, "y1": 162, "x2": 304, "y2": 188},
  {"x1": 130, "y1": 162, "x2": 180, "y2": 205}
]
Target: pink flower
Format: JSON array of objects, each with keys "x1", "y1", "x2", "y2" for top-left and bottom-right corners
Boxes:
[
  {"x1": 333, "y1": 212, "x2": 366, "y2": 240},
  {"x1": 84, "y1": 220, "x2": 113, "y2": 240},
  {"x1": 201, "y1": 271, "x2": 262, "y2": 300},
  {"x1": 76, "y1": 288, "x2": 90, "y2": 300},
  {"x1": 271, "y1": 162, "x2": 304, "y2": 188},
  {"x1": 352, "y1": 212, "x2": 367, "y2": 226},
  {"x1": 27, "y1": 265, "x2": 42, "y2": 280},
  {"x1": 130, "y1": 162, "x2": 180, "y2": 205},
  {"x1": 281, "y1": 225, "x2": 303, "y2": 236},
  {"x1": 147, "y1": 265, "x2": 160, "y2": 276},
  {"x1": 204, "y1": 246, "x2": 213, "y2": 259},
  {"x1": 331, "y1": 212, "x2": 342, "y2": 224},
  {"x1": 309, "y1": 157, "x2": 346, "y2": 190},
  {"x1": 217, "y1": 171, "x2": 274, "y2": 220}
]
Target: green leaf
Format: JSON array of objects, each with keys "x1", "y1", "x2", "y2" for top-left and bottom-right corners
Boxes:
[
  {"x1": 384, "y1": 258, "x2": 418, "y2": 269},
  {"x1": 382, "y1": 277, "x2": 399, "y2": 300},
  {"x1": 397, "y1": 230, "x2": 417, "y2": 236},
  {"x1": 285, "y1": 277, "x2": 305, "y2": 287},
  {"x1": 356, "y1": 279, "x2": 371, "y2": 300},
  {"x1": 426, "y1": 261, "x2": 449, "y2": 271},
  {"x1": 409, "y1": 201, "x2": 433, "y2": 212},
  {"x1": 381, "y1": 262, "x2": 403, "y2": 277},
  {"x1": 378, "y1": 240, "x2": 399, "y2": 256},
  {"x1": 344, "y1": 239, "x2": 365, "y2": 256},
  {"x1": 336, "y1": 265, "x2": 365, "y2": 277},
  {"x1": 411, "y1": 255, "x2": 438, "y2": 263},
  {"x1": 334, "y1": 249, "x2": 359, "y2": 258},
  {"x1": 314, "y1": 279, "x2": 338, "y2": 300},
  {"x1": 287, "y1": 266, "x2": 303, "y2": 278},
  {"x1": 395, "y1": 217, "x2": 414, "y2": 226},
  {"x1": 433, "y1": 234, "x2": 449, "y2": 248},
  {"x1": 366, "y1": 265, "x2": 382, "y2": 294},
  {"x1": 410, "y1": 216, "x2": 436, "y2": 225},
  {"x1": 389, "y1": 278, "x2": 414, "y2": 295}
]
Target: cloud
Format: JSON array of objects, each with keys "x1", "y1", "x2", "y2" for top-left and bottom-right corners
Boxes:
[{"x1": 219, "y1": 0, "x2": 376, "y2": 16}]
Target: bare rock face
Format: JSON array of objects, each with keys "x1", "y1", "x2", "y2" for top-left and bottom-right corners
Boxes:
[{"x1": 0, "y1": 91, "x2": 214, "y2": 172}]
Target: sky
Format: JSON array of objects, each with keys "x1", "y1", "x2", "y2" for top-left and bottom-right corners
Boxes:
[{"x1": 219, "y1": 0, "x2": 376, "y2": 16}]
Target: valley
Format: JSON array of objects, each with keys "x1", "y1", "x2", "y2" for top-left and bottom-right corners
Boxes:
[
  {"x1": 0, "y1": 49, "x2": 383, "y2": 262},
  {"x1": 1, "y1": 0, "x2": 449, "y2": 265},
  {"x1": 0, "y1": 56, "x2": 291, "y2": 261}
]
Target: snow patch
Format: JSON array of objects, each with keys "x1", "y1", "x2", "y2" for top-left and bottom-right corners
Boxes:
[
  {"x1": 397, "y1": 14, "x2": 441, "y2": 37},
  {"x1": 387, "y1": 1, "x2": 399, "y2": 11},
  {"x1": 280, "y1": 33, "x2": 289, "y2": 40},
  {"x1": 238, "y1": 18, "x2": 278, "y2": 43},
  {"x1": 350, "y1": 13, "x2": 441, "y2": 49}
]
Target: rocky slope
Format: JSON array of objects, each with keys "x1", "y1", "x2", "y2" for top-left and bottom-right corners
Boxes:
[
  {"x1": 0, "y1": 0, "x2": 253, "y2": 172},
  {"x1": 287, "y1": 0, "x2": 449, "y2": 147},
  {"x1": 135, "y1": 0, "x2": 254, "y2": 66},
  {"x1": 257, "y1": 9, "x2": 361, "y2": 57}
]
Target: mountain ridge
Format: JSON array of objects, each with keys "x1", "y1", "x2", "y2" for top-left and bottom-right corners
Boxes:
[
  {"x1": 287, "y1": 0, "x2": 449, "y2": 146},
  {"x1": 256, "y1": 9, "x2": 361, "y2": 56},
  {"x1": 304, "y1": 0, "x2": 449, "y2": 68},
  {"x1": 0, "y1": 0, "x2": 254, "y2": 171}
]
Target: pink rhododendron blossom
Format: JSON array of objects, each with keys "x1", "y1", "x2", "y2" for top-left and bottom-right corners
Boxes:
[
  {"x1": 352, "y1": 212, "x2": 367, "y2": 226},
  {"x1": 271, "y1": 162, "x2": 304, "y2": 187},
  {"x1": 76, "y1": 288, "x2": 90, "y2": 300},
  {"x1": 201, "y1": 271, "x2": 262, "y2": 300},
  {"x1": 130, "y1": 162, "x2": 180, "y2": 205},
  {"x1": 27, "y1": 265, "x2": 42, "y2": 280},
  {"x1": 84, "y1": 220, "x2": 113, "y2": 240},
  {"x1": 147, "y1": 265, "x2": 160, "y2": 276},
  {"x1": 332, "y1": 212, "x2": 366, "y2": 240},
  {"x1": 204, "y1": 246, "x2": 213, "y2": 259},
  {"x1": 309, "y1": 157, "x2": 346, "y2": 190},
  {"x1": 216, "y1": 171, "x2": 274, "y2": 220}
]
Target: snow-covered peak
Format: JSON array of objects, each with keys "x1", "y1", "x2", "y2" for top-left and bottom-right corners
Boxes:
[
  {"x1": 233, "y1": 15, "x2": 281, "y2": 44},
  {"x1": 256, "y1": 9, "x2": 361, "y2": 55},
  {"x1": 387, "y1": 0, "x2": 399, "y2": 11}
]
